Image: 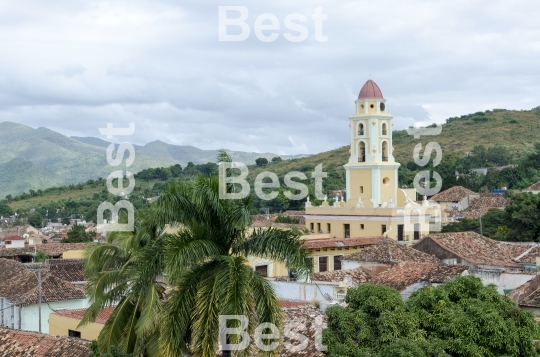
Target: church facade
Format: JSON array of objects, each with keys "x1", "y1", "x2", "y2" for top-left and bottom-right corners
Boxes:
[{"x1": 304, "y1": 80, "x2": 432, "y2": 243}]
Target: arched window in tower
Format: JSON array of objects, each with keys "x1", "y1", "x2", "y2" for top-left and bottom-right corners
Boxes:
[
  {"x1": 382, "y1": 141, "x2": 388, "y2": 162},
  {"x1": 358, "y1": 123, "x2": 364, "y2": 136},
  {"x1": 358, "y1": 141, "x2": 366, "y2": 162},
  {"x1": 382, "y1": 123, "x2": 387, "y2": 135}
]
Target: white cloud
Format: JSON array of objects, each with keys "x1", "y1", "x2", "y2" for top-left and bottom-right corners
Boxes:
[{"x1": 0, "y1": 0, "x2": 539, "y2": 155}]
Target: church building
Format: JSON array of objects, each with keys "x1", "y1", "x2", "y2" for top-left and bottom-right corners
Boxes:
[{"x1": 304, "y1": 79, "x2": 432, "y2": 243}]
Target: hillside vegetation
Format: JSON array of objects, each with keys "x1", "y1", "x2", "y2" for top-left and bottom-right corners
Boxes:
[
  {"x1": 0, "y1": 122, "x2": 301, "y2": 197},
  {"x1": 5, "y1": 106, "x2": 540, "y2": 216}
]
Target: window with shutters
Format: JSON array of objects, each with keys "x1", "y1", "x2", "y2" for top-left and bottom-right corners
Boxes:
[
  {"x1": 334, "y1": 255, "x2": 342, "y2": 271},
  {"x1": 255, "y1": 265, "x2": 268, "y2": 277},
  {"x1": 319, "y1": 257, "x2": 328, "y2": 272}
]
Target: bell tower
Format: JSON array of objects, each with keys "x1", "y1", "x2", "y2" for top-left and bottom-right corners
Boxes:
[{"x1": 344, "y1": 80, "x2": 400, "y2": 207}]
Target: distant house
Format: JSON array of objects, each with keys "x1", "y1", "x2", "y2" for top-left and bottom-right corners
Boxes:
[
  {"x1": 0, "y1": 328, "x2": 92, "y2": 357},
  {"x1": 523, "y1": 181, "x2": 540, "y2": 194},
  {"x1": 340, "y1": 237, "x2": 441, "y2": 274},
  {"x1": 447, "y1": 193, "x2": 512, "y2": 219},
  {"x1": 0, "y1": 243, "x2": 88, "y2": 262},
  {"x1": 507, "y1": 275, "x2": 540, "y2": 315},
  {"x1": 1, "y1": 235, "x2": 25, "y2": 249},
  {"x1": 50, "y1": 306, "x2": 115, "y2": 341},
  {"x1": 374, "y1": 262, "x2": 469, "y2": 300},
  {"x1": 0, "y1": 259, "x2": 87, "y2": 333},
  {"x1": 429, "y1": 186, "x2": 478, "y2": 222},
  {"x1": 413, "y1": 232, "x2": 535, "y2": 293}
]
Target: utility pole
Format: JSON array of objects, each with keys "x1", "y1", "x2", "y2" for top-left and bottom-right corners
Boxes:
[
  {"x1": 24, "y1": 263, "x2": 49, "y2": 333},
  {"x1": 37, "y1": 269, "x2": 42, "y2": 333},
  {"x1": 479, "y1": 214, "x2": 483, "y2": 236},
  {"x1": 18, "y1": 298, "x2": 22, "y2": 330}
]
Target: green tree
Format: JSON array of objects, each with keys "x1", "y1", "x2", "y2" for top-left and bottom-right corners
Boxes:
[
  {"x1": 65, "y1": 224, "x2": 93, "y2": 243},
  {"x1": 0, "y1": 201, "x2": 14, "y2": 217},
  {"x1": 81, "y1": 209, "x2": 165, "y2": 355},
  {"x1": 271, "y1": 156, "x2": 282, "y2": 163},
  {"x1": 27, "y1": 211, "x2": 44, "y2": 227},
  {"x1": 255, "y1": 157, "x2": 268, "y2": 167},
  {"x1": 323, "y1": 276, "x2": 539, "y2": 357},
  {"x1": 156, "y1": 175, "x2": 310, "y2": 357},
  {"x1": 34, "y1": 250, "x2": 48, "y2": 262},
  {"x1": 82, "y1": 174, "x2": 311, "y2": 356},
  {"x1": 504, "y1": 191, "x2": 540, "y2": 241}
]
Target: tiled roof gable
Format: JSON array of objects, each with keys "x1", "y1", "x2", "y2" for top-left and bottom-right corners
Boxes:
[
  {"x1": 0, "y1": 328, "x2": 92, "y2": 357},
  {"x1": 417, "y1": 232, "x2": 521, "y2": 268},
  {"x1": 430, "y1": 186, "x2": 476, "y2": 202},
  {"x1": 374, "y1": 262, "x2": 468, "y2": 291},
  {"x1": 343, "y1": 238, "x2": 441, "y2": 264}
]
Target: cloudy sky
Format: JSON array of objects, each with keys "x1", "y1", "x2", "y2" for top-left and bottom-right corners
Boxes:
[{"x1": 1, "y1": 0, "x2": 540, "y2": 155}]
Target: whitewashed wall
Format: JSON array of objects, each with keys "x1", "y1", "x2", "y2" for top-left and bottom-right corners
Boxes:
[
  {"x1": 271, "y1": 281, "x2": 335, "y2": 302},
  {"x1": 0, "y1": 297, "x2": 88, "y2": 333},
  {"x1": 469, "y1": 269, "x2": 534, "y2": 294}
]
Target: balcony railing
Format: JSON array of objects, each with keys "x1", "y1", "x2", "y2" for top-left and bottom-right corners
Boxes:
[
  {"x1": 382, "y1": 156, "x2": 388, "y2": 162},
  {"x1": 335, "y1": 293, "x2": 347, "y2": 301}
]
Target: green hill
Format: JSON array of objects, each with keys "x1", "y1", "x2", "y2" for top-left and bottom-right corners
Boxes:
[
  {"x1": 247, "y1": 107, "x2": 540, "y2": 179},
  {"x1": 0, "y1": 122, "x2": 303, "y2": 198},
  {"x1": 4, "y1": 106, "x2": 540, "y2": 211}
]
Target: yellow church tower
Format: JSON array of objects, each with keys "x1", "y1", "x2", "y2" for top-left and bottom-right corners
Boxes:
[
  {"x1": 304, "y1": 79, "x2": 431, "y2": 244},
  {"x1": 345, "y1": 79, "x2": 400, "y2": 207}
]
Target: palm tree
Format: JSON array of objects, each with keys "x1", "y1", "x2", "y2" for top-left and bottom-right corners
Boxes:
[
  {"x1": 80, "y1": 208, "x2": 166, "y2": 356},
  {"x1": 82, "y1": 172, "x2": 311, "y2": 356},
  {"x1": 154, "y1": 175, "x2": 311, "y2": 357}
]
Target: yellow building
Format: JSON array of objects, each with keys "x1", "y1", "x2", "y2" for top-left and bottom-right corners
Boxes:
[
  {"x1": 49, "y1": 307, "x2": 114, "y2": 340},
  {"x1": 304, "y1": 80, "x2": 432, "y2": 248},
  {"x1": 248, "y1": 80, "x2": 436, "y2": 277}
]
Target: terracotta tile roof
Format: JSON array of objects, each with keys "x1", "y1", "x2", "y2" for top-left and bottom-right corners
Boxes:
[
  {"x1": 47, "y1": 259, "x2": 85, "y2": 282},
  {"x1": 508, "y1": 275, "x2": 540, "y2": 307},
  {"x1": 311, "y1": 267, "x2": 374, "y2": 285},
  {"x1": 525, "y1": 181, "x2": 540, "y2": 191},
  {"x1": 0, "y1": 243, "x2": 87, "y2": 258},
  {"x1": 51, "y1": 307, "x2": 115, "y2": 325},
  {"x1": 468, "y1": 193, "x2": 511, "y2": 210},
  {"x1": 279, "y1": 304, "x2": 327, "y2": 357},
  {"x1": 343, "y1": 238, "x2": 441, "y2": 264},
  {"x1": 278, "y1": 300, "x2": 311, "y2": 308},
  {"x1": 0, "y1": 327, "x2": 92, "y2": 357},
  {"x1": 302, "y1": 237, "x2": 382, "y2": 250},
  {"x1": 511, "y1": 245, "x2": 540, "y2": 264},
  {"x1": 374, "y1": 262, "x2": 468, "y2": 291},
  {"x1": 217, "y1": 304, "x2": 327, "y2": 357},
  {"x1": 503, "y1": 243, "x2": 537, "y2": 261},
  {"x1": 0, "y1": 259, "x2": 85, "y2": 306},
  {"x1": 430, "y1": 186, "x2": 476, "y2": 202},
  {"x1": 3, "y1": 235, "x2": 25, "y2": 241},
  {"x1": 417, "y1": 232, "x2": 521, "y2": 268}
]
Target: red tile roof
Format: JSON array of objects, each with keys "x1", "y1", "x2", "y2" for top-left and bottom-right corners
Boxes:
[
  {"x1": 343, "y1": 238, "x2": 441, "y2": 264},
  {"x1": 374, "y1": 262, "x2": 468, "y2": 291},
  {"x1": 525, "y1": 181, "x2": 540, "y2": 191},
  {"x1": 430, "y1": 186, "x2": 476, "y2": 202},
  {"x1": 302, "y1": 237, "x2": 382, "y2": 250},
  {"x1": 311, "y1": 267, "x2": 374, "y2": 285},
  {"x1": 0, "y1": 243, "x2": 87, "y2": 258},
  {"x1": 0, "y1": 328, "x2": 92, "y2": 357},
  {"x1": 47, "y1": 259, "x2": 85, "y2": 282},
  {"x1": 3, "y1": 235, "x2": 25, "y2": 241},
  {"x1": 0, "y1": 259, "x2": 85, "y2": 306},
  {"x1": 51, "y1": 307, "x2": 115, "y2": 325},
  {"x1": 417, "y1": 232, "x2": 521, "y2": 268},
  {"x1": 508, "y1": 275, "x2": 540, "y2": 307}
]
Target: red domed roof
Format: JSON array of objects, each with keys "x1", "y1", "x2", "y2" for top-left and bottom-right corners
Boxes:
[{"x1": 358, "y1": 80, "x2": 384, "y2": 100}]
